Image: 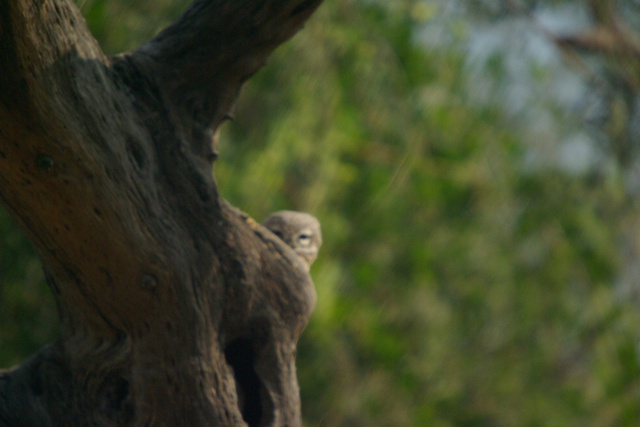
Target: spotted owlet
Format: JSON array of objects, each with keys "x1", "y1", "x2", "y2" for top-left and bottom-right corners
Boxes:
[{"x1": 262, "y1": 210, "x2": 322, "y2": 270}]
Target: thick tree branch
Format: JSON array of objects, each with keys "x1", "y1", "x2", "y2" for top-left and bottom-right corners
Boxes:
[
  {"x1": 120, "y1": 0, "x2": 323, "y2": 162},
  {"x1": 0, "y1": 0, "x2": 323, "y2": 425}
]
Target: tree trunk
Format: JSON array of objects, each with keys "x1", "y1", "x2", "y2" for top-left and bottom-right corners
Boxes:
[{"x1": 0, "y1": 0, "x2": 322, "y2": 425}]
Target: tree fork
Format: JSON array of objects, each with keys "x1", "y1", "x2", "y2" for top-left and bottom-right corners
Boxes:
[{"x1": 0, "y1": 0, "x2": 323, "y2": 425}]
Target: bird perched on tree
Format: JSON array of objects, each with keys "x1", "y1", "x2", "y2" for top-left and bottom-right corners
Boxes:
[{"x1": 262, "y1": 210, "x2": 322, "y2": 271}]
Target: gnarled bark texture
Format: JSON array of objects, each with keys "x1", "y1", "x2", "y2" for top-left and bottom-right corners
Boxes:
[{"x1": 0, "y1": 0, "x2": 323, "y2": 425}]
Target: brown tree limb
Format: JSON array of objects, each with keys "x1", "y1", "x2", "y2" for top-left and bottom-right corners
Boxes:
[
  {"x1": 552, "y1": 0, "x2": 640, "y2": 89},
  {"x1": 0, "y1": 0, "x2": 322, "y2": 425}
]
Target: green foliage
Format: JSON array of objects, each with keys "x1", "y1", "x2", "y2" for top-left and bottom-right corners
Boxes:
[
  {"x1": 77, "y1": 0, "x2": 190, "y2": 54},
  {"x1": 2, "y1": 0, "x2": 640, "y2": 425},
  {"x1": 219, "y1": 1, "x2": 640, "y2": 424},
  {"x1": 0, "y1": 209, "x2": 57, "y2": 367}
]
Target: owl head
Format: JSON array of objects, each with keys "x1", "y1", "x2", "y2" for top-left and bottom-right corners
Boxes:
[{"x1": 262, "y1": 210, "x2": 322, "y2": 270}]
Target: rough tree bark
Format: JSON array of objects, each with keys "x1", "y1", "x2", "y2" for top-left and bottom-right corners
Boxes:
[{"x1": 0, "y1": 0, "x2": 323, "y2": 425}]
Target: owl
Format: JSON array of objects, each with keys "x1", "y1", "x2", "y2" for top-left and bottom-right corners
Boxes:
[{"x1": 262, "y1": 211, "x2": 322, "y2": 270}]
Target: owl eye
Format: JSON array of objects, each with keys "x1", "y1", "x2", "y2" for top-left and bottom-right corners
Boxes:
[
  {"x1": 272, "y1": 230, "x2": 284, "y2": 239},
  {"x1": 297, "y1": 233, "x2": 312, "y2": 246}
]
